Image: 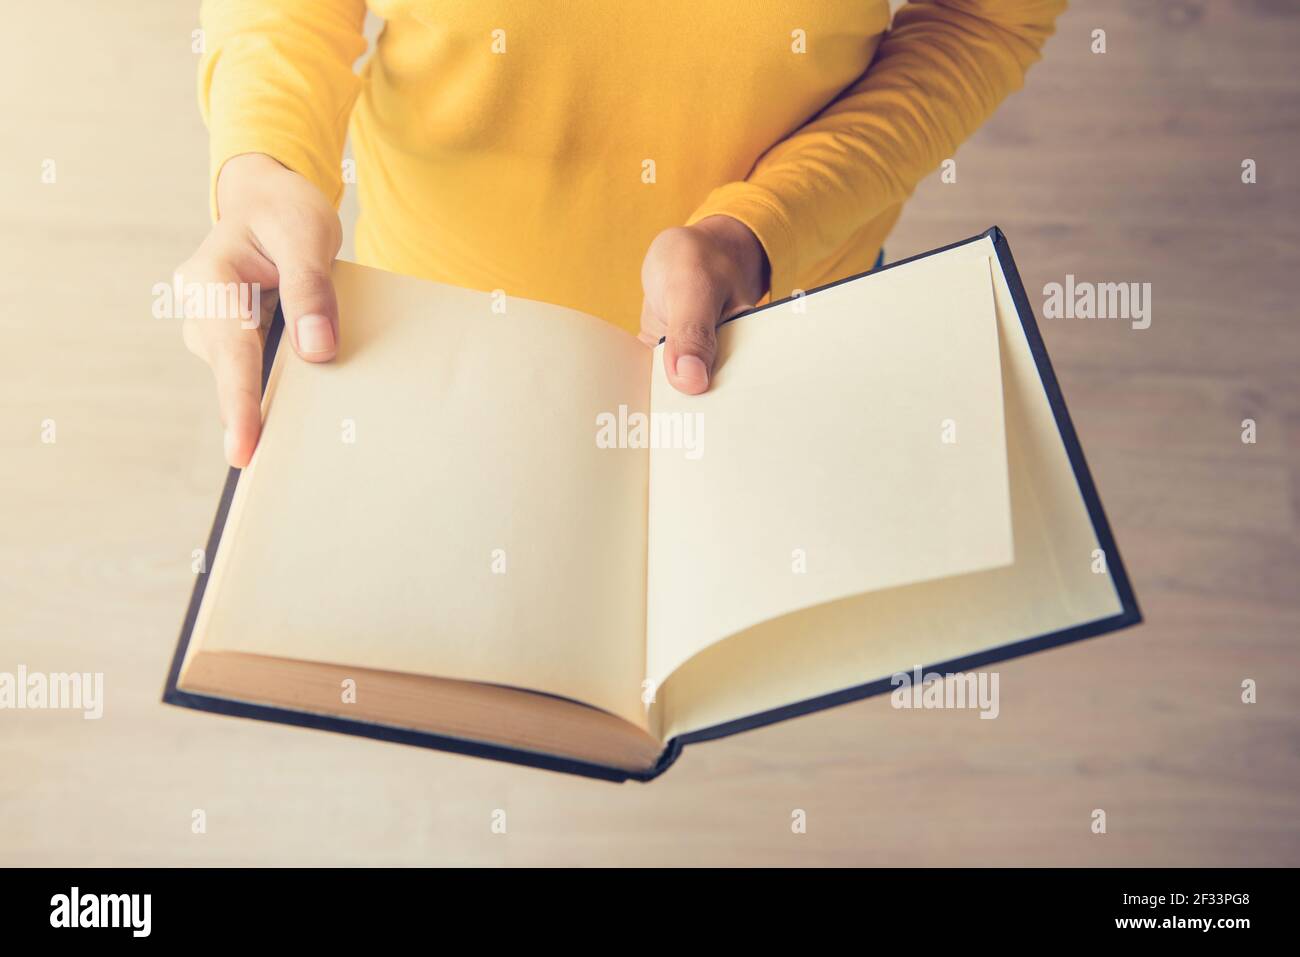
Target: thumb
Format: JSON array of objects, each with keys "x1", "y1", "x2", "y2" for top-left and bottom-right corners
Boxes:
[
  {"x1": 663, "y1": 294, "x2": 722, "y2": 395},
  {"x1": 275, "y1": 254, "x2": 339, "y2": 362}
]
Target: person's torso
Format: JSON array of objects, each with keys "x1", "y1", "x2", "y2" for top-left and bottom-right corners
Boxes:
[{"x1": 353, "y1": 0, "x2": 891, "y2": 332}]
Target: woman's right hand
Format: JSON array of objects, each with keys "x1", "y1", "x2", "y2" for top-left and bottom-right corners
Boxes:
[{"x1": 177, "y1": 152, "x2": 343, "y2": 467}]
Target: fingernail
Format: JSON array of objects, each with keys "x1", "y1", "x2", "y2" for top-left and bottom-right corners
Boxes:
[
  {"x1": 223, "y1": 428, "x2": 239, "y2": 464},
  {"x1": 297, "y1": 314, "x2": 334, "y2": 355},
  {"x1": 674, "y1": 354, "x2": 709, "y2": 390}
]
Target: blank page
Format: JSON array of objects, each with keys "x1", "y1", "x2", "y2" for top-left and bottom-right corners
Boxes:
[
  {"x1": 645, "y1": 252, "x2": 1013, "y2": 690},
  {"x1": 188, "y1": 262, "x2": 654, "y2": 728},
  {"x1": 657, "y1": 239, "x2": 1123, "y2": 740}
]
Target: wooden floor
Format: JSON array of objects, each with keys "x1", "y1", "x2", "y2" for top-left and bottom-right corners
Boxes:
[{"x1": 1, "y1": 2, "x2": 1297, "y2": 866}]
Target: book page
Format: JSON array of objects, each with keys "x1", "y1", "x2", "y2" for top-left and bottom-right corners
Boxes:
[
  {"x1": 190, "y1": 262, "x2": 654, "y2": 728},
  {"x1": 657, "y1": 238, "x2": 1124, "y2": 740},
  {"x1": 645, "y1": 252, "x2": 1013, "y2": 692}
]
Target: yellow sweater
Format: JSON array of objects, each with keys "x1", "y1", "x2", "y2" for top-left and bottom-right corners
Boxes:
[{"x1": 199, "y1": 0, "x2": 1063, "y2": 336}]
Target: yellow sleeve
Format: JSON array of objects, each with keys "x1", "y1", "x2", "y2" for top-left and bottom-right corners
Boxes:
[
  {"x1": 687, "y1": 0, "x2": 1067, "y2": 299},
  {"x1": 197, "y1": 0, "x2": 368, "y2": 220}
]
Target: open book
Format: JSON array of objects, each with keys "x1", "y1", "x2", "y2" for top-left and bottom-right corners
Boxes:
[{"x1": 164, "y1": 227, "x2": 1140, "y2": 781}]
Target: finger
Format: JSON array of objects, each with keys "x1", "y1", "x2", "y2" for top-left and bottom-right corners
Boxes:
[
  {"x1": 274, "y1": 256, "x2": 338, "y2": 362},
  {"x1": 173, "y1": 250, "x2": 266, "y2": 466},
  {"x1": 663, "y1": 293, "x2": 720, "y2": 395},
  {"x1": 209, "y1": 333, "x2": 265, "y2": 468},
  {"x1": 723, "y1": 300, "x2": 757, "y2": 323},
  {"x1": 256, "y1": 211, "x2": 342, "y2": 362},
  {"x1": 637, "y1": 297, "x2": 665, "y2": 349}
]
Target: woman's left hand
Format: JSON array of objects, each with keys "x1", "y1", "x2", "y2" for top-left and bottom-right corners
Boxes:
[{"x1": 638, "y1": 214, "x2": 769, "y2": 395}]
